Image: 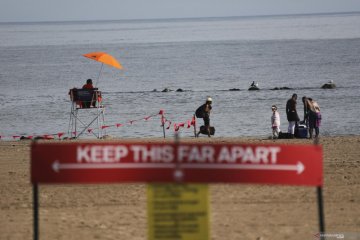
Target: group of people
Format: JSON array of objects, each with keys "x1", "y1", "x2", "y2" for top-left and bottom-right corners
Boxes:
[
  {"x1": 271, "y1": 93, "x2": 322, "y2": 139},
  {"x1": 195, "y1": 93, "x2": 321, "y2": 139}
]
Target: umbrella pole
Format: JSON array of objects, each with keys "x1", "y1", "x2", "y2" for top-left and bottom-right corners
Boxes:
[{"x1": 94, "y1": 63, "x2": 104, "y2": 87}]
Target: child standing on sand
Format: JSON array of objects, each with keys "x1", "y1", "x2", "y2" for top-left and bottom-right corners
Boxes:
[{"x1": 271, "y1": 105, "x2": 281, "y2": 139}]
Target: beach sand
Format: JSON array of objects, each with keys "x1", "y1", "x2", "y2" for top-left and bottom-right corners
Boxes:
[{"x1": 0, "y1": 136, "x2": 359, "y2": 240}]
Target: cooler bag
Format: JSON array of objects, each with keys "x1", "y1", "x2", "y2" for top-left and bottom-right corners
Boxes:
[{"x1": 295, "y1": 124, "x2": 308, "y2": 138}]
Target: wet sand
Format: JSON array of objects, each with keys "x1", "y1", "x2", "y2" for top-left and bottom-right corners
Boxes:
[{"x1": 0, "y1": 136, "x2": 359, "y2": 240}]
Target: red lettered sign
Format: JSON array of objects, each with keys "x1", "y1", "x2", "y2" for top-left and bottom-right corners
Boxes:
[{"x1": 31, "y1": 142, "x2": 323, "y2": 186}]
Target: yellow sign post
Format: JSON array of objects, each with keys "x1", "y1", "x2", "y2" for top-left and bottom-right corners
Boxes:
[{"x1": 147, "y1": 184, "x2": 209, "y2": 240}]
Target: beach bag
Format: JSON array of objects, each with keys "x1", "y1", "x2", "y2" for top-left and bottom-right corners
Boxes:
[
  {"x1": 199, "y1": 126, "x2": 215, "y2": 136},
  {"x1": 278, "y1": 131, "x2": 292, "y2": 139}
]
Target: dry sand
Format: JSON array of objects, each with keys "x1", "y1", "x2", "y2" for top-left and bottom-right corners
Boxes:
[{"x1": 0, "y1": 136, "x2": 359, "y2": 240}]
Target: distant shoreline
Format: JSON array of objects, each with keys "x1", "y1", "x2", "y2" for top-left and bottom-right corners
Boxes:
[{"x1": 1, "y1": 11, "x2": 359, "y2": 25}]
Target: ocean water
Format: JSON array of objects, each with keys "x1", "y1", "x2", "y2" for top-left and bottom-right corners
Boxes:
[{"x1": 0, "y1": 13, "x2": 360, "y2": 139}]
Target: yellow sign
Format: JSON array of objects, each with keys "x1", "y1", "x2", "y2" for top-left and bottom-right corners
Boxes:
[{"x1": 147, "y1": 184, "x2": 209, "y2": 240}]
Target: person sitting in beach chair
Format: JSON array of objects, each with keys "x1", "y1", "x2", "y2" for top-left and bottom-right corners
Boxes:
[
  {"x1": 81, "y1": 79, "x2": 95, "y2": 107},
  {"x1": 69, "y1": 81, "x2": 100, "y2": 109},
  {"x1": 83, "y1": 78, "x2": 94, "y2": 90},
  {"x1": 68, "y1": 84, "x2": 105, "y2": 139}
]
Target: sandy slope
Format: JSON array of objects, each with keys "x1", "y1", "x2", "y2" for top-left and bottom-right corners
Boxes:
[{"x1": 0, "y1": 136, "x2": 359, "y2": 240}]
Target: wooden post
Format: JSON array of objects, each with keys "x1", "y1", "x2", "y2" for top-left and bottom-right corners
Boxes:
[
  {"x1": 161, "y1": 114, "x2": 166, "y2": 139},
  {"x1": 193, "y1": 115, "x2": 197, "y2": 138}
]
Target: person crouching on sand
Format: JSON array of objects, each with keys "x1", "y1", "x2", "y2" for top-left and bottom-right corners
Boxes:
[
  {"x1": 195, "y1": 97, "x2": 212, "y2": 137},
  {"x1": 271, "y1": 105, "x2": 280, "y2": 139}
]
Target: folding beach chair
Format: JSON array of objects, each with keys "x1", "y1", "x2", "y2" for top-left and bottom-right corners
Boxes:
[{"x1": 68, "y1": 88, "x2": 105, "y2": 138}]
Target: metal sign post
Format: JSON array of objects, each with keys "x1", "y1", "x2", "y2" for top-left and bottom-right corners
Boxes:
[
  {"x1": 313, "y1": 137, "x2": 325, "y2": 239},
  {"x1": 317, "y1": 186, "x2": 325, "y2": 239},
  {"x1": 33, "y1": 184, "x2": 39, "y2": 240}
]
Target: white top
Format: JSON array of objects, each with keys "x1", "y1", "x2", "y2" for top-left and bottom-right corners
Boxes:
[{"x1": 271, "y1": 111, "x2": 280, "y2": 127}]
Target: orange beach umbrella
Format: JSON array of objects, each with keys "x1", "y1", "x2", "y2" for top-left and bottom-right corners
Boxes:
[
  {"x1": 83, "y1": 52, "x2": 123, "y2": 86},
  {"x1": 83, "y1": 52, "x2": 123, "y2": 69}
]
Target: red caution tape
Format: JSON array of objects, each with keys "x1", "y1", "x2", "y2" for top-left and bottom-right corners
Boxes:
[
  {"x1": 43, "y1": 135, "x2": 54, "y2": 140},
  {"x1": 57, "y1": 132, "x2": 65, "y2": 138},
  {"x1": 166, "y1": 121, "x2": 172, "y2": 129},
  {"x1": 2, "y1": 109, "x2": 185, "y2": 140}
]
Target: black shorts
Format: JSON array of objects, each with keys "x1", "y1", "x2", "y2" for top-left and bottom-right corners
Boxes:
[{"x1": 203, "y1": 115, "x2": 210, "y2": 126}]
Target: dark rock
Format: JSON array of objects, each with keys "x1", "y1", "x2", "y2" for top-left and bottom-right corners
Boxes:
[
  {"x1": 176, "y1": 88, "x2": 184, "y2": 92},
  {"x1": 161, "y1": 88, "x2": 172, "y2": 92},
  {"x1": 321, "y1": 83, "x2": 336, "y2": 89},
  {"x1": 248, "y1": 86, "x2": 260, "y2": 91},
  {"x1": 271, "y1": 87, "x2": 293, "y2": 90},
  {"x1": 20, "y1": 136, "x2": 32, "y2": 140}
]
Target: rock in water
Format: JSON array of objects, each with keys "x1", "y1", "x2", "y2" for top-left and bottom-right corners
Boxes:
[{"x1": 321, "y1": 82, "x2": 336, "y2": 89}]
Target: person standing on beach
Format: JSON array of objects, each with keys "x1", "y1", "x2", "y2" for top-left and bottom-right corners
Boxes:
[
  {"x1": 302, "y1": 96, "x2": 309, "y2": 127},
  {"x1": 271, "y1": 105, "x2": 280, "y2": 139},
  {"x1": 303, "y1": 97, "x2": 321, "y2": 138},
  {"x1": 286, "y1": 93, "x2": 300, "y2": 138},
  {"x1": 195, "y1": 97, "x2": 212, "y2": 137}
]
